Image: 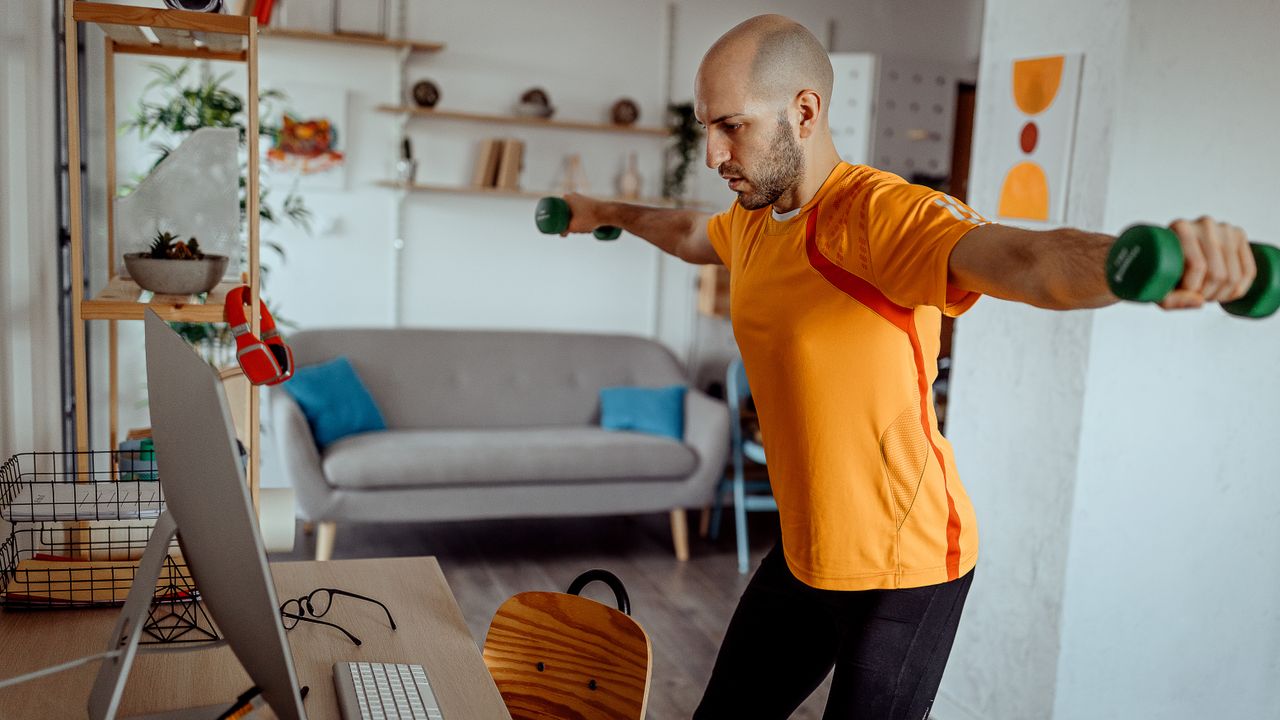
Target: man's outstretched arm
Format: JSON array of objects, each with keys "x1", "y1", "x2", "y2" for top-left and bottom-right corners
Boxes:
[
  {"x1": 948, "y1": 217, "x2": 1257, "y2": 311},
  {"x1": 561, "y1": 193, "x2": 722, "y2": 265}
]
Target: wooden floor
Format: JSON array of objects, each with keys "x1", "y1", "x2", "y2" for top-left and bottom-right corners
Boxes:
[{"x1": 270, "y1": 510, "x2": 836, "y2": 719}]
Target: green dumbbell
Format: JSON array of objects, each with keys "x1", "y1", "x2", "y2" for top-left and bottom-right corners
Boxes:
[
  {"x1": 1106, "y1": 224, "x2": 1280, "y2": 318},
  {"x1": 535, "y1": 197, "x2": 622, "y2": 241}
]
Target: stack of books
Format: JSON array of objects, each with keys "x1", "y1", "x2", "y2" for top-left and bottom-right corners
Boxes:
[{"x1": 472, "y1": 138, "x2": 525, "y2": 190}]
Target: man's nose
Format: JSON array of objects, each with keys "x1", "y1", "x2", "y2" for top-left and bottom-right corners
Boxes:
[{"x1": 706, "y1": 136, "x2": 730, "y2": 170}]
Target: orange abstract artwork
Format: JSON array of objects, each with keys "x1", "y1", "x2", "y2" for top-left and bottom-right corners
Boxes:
[{"x1": 997, "y1": 54, "x2": 1074, "y2": 222}]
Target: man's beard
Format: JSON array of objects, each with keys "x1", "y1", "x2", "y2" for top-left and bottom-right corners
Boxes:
[{"x1": 723, "y1": 115, "x2": 805, "y2": 211}]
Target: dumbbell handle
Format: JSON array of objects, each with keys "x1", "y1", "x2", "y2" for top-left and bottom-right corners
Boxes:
[
  {"x1": 535, "y1": 197, "x2": 622, "y2": 241},
  {"x1": 1106, "y1": 224, "x2": 1280, "y2": 318}
]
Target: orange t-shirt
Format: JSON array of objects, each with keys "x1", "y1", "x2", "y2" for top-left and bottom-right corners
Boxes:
[{"x1": 707, "y1": 162, "x2": 988, "y2": 591}]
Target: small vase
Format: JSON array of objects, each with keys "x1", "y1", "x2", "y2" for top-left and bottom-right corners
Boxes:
[
  {"x1": 617, "y1": 152, "x2": 641, "y2": 200},
  {"x1": 558, "y1": 154, "x2": 586, "y2": 194}
]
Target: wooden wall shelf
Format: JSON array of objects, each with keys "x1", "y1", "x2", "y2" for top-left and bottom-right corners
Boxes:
[
  {"x1": 375, "y1": 180, "x2": 682, "y2": 207},
  {"x1": 81, "y1": 278, "x2": 239, "y2": 322},
  {"x1": 376, "y1": 105, "x2": 669, "y2": 137},
  {"x1": 260, "y1": 29, "x2": 444, "y2": 53}
]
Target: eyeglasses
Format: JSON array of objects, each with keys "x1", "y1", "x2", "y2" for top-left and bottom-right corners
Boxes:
[{"x1": 279, "y1": 588, "x2": 396, "y2": 646}]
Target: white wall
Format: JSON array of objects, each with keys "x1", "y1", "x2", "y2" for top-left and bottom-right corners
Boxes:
[
  {"x1": 941, "y1": 0, "x2": 1129, "y2": 714},
  {"x1": 838, "y1": 0, "x2": 984, "y2": 67},
  {"x1": 942, "y1": 0, "x2": 1280, "y2": 718},
  {"x1": 1059, "y1": 0, "x2": 1280, "y2": 717}
]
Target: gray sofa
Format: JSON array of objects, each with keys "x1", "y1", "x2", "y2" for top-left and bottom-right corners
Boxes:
[{"x1": 270, "y1": 328, "x2": 730, "y2": 561}]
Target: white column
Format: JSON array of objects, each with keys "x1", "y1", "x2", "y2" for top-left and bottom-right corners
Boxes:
[{"x1": 937, "y1": 0, "x2": 1131, "y2": 718}]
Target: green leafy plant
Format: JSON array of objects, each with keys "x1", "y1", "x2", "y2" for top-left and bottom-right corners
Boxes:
[
  {"x1": 122, "y1": 62, "x2": 310, "y2": 354},
  {"x1": 663, "y1": 102, "x2": 703, "y2": 206},
  {"x1": 147, "y1": 230, "x2": 206, "y2": 260},
  {"x1": 147, "y1": 230, "x2": 180, "y2": 258}
]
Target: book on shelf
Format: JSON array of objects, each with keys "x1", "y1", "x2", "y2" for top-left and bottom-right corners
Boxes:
[
  {"x1": 495, "y1": 138, "x2": 524, "y2": 190},
  {"x1": 471, "y1": 138, "x2": 503, "y2": 188}
]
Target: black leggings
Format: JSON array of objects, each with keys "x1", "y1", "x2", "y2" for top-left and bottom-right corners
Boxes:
[{"x1": 694, "y1": 543, "x2": 974, "y2": 720}]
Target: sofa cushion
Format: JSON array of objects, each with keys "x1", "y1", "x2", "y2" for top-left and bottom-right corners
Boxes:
[
  {"x1": 600, "y1": 385, "x2": 687, "y2": 440},
  {"x1": 322, "y1": 428, "x2": 699, "y2": 490},
  {"x1": 283, "y1": 356, "x2": 386, "y2": 449}
]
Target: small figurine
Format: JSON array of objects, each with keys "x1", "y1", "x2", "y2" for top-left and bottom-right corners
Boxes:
[
  {"x1": 515, "y1": 88, "x2": 555, "y2": 119},
  {"x1": 616, "y1": 152, "x2": 641, "y2": 199},
  {"x1": 411, "y1": 80, "x2": 440, "y2": 109},
  {"x1": 610, "y1": 98, "x2": 640, "y2": 126},
  {"x1": 558, "y1": 154, "x2": 586, "y2": 194}
]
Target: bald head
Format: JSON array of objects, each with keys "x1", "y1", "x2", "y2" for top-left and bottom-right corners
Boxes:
[
  {"x1": 698, "y1": 15, "x2": 833, "y2": 112},
  {"x1": 696, "y1": 15, "x2": 841, "y2": 212}
]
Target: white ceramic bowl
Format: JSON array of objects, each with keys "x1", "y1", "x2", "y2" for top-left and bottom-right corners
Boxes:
[{"x1": 123, "y1": 253, "x2": 230, "y2": 295}]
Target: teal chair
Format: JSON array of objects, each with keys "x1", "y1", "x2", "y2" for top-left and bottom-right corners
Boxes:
[{"x1": 709, "y1": 358, "x2": 776, "y2": 574}]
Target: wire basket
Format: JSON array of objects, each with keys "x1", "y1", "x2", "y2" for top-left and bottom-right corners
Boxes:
[
  {"x1": 1, "y1": 450, "x2": 163, "y2": 523},
  {"x1": 0, "y1": 451, "x2": 219, "y2": 643}
]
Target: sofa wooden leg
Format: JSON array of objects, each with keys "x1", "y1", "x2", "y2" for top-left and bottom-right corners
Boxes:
[
  {"x1": 315, "y1": 521, "x2": 336, "y2": 561},
  {"x1": 302, "y1": 521, "x2": 315, "y2": 535},
  {"x1": 670, "y1": 509, "x2": 690, "y2": 562},
  {"x1": 698, "y1": 506, "x2": 712, "y2": 538}
]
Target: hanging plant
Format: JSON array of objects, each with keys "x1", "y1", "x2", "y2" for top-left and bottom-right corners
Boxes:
[{"x1": 663, "y1": 102, "x2": 703, "y2": 207}]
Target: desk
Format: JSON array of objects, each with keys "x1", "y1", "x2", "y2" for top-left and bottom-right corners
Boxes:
[{"x1": 0, "y1": 556, "x2": 513, "y2": 719}]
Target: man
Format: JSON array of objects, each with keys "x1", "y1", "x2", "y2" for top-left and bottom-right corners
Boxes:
[{"x1": 559, "y1": 14, "x2": 1255, "y2": 720}]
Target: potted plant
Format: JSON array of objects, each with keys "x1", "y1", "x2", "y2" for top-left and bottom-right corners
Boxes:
[
  {"x1": 663, "y1": 102, "x2": 703, "y2": 207},
  {"x1": 124, "y1": 229, "x2": 230, "y2": 295}
]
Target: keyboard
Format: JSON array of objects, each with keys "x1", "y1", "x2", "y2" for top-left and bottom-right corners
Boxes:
[{"x1": 333, "y1": 661, "x2": 444, "y2": 720}]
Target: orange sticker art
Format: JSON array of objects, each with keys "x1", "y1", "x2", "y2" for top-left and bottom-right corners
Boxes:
[{"x1": 267, "y1": 115, "x2": 345, "y2": 174}]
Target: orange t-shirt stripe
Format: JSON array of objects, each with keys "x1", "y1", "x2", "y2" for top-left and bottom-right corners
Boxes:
[{"x1": 803, "y1": 206, "x2": 963, "y2": 581}]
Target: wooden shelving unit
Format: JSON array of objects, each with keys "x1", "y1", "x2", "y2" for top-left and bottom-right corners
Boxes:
[
  {"x1": 65, "y1": 1, "x2": 266, "y2": 501},
  {"x1": 375, "y1": 105, "x2": 670, "y2": 137},
  {"x1": 261, "y1": 28, "x2": 444, "y2": 53},
  {"x1": 373, "y1": 180, "x2": 679, "y2": 207},
  {"x1": 74, "y1": 2, "x2": 250, "y2": 59}
]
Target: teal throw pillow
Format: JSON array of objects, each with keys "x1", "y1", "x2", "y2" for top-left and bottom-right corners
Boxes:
[
  {"x1": 599, "y1": 385, "x2": 687, "y2": 440},
  {"x1": 283, "y1": 356, "x2": 387, "y2": 449}
]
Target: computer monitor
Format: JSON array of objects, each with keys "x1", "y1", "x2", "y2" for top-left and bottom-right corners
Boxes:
[{"x1": 88, "y1": 310, "x2": 306, "y2": 719}]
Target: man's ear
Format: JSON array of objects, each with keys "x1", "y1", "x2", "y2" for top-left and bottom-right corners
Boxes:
[
  {"x1": 795, "y1": 89, "x2": 822, "y2": 138},
  {"x1": 788, "y1": 88, "x2": 819, "y2": 137}
]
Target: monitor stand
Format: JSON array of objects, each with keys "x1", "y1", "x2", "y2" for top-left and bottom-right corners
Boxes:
[{"x1": 87, "y1": 511, "x2": 236, "y2": 720}]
